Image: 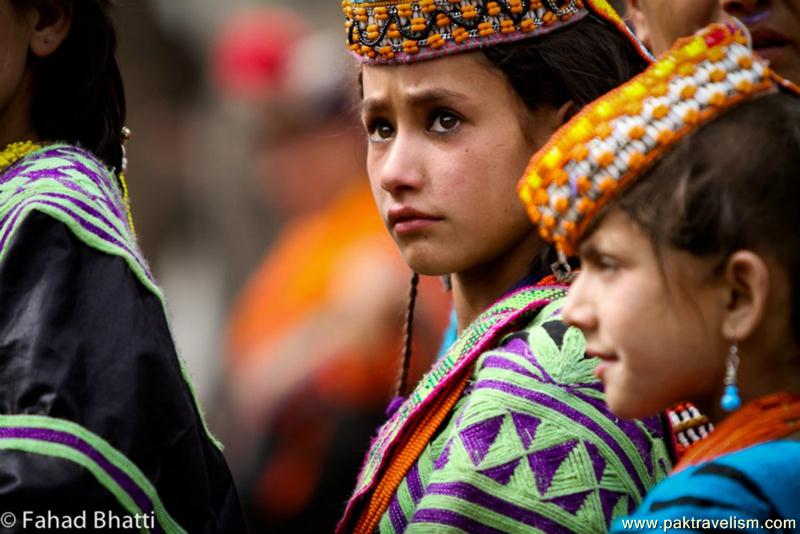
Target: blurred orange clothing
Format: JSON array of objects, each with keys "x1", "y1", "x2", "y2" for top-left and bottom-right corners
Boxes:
[{"x1": 226, "y1": 178, "x2": 449, "y2": 407}]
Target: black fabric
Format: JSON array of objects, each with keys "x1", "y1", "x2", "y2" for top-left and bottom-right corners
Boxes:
[{"x1": 0, "y1": 212, "x2": 248, "y2": 533}]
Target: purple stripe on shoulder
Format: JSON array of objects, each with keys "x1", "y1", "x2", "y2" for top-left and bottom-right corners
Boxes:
[
  {"x1": 0, "y1": 199, "x2": 153, "y2": 284},
  {"x1": 422, "y1": 482, "x2": 571, "y2": 533},
  {"x1": 479, "y1": 354, "x2": 538, "y2": 381},
  {"x1": 412, "y1": 508, "x2": 506, "y2": 534},
  {"x1": 406, "y1": 463, "x2": 425, "y2": 504},
  {"x1": 388, "y1": 493, "x2": 407, "y2": 533},
  {"x1": 475, "y1": 379, "x2": 647, "y2": 496},
  {"x1": 0, "y1": 427, "x2": 153, "y2": 515}
]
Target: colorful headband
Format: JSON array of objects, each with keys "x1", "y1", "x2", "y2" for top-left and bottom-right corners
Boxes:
[
  {"x1": 342, "y1": 0, "x2": 651, "y2": 65},
  {"x1": 517, "y1": 22, "x2": 791, "y2": 256}
]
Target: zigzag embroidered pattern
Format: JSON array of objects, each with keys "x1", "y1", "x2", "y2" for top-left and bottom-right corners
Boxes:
[
  {"x1": 378, "y1": 299, "x2": 671, "y2": 532},
  {"x1": 339, "y1": 285, "x2": 568, "y2": 529}
]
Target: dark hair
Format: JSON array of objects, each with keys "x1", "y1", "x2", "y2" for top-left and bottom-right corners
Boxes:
[
  {"x1": 482, "y1": 13, "x2": 649, "y2": 279},
  {"x1": 605, "y1": 92, "x2": 800, "y2": 342},
  {"x1": 482, "y1": 14, "x2": 650, "y2": 112},
  {"x1": 13, "y1": 0, "x2": 126, "y2": 171}
]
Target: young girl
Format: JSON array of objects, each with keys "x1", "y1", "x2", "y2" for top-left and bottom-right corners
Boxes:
[
  {"x1": 0, "y1": 1, "x2": 245, "y2": 531},
  {"x1": 519, "y1": 21, "x2": 800, "y2": 529},
  {"x1": 335, "y1": 1, "x2": 683, "y2": 532}
]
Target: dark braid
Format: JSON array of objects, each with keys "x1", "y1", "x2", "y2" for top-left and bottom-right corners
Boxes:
[{"x1": 396, "y1": 272, "x2": 420, "y2": 398}]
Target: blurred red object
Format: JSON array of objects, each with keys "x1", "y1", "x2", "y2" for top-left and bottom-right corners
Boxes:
[{"x1": 211, "y1": 7, "x2": 308, "y2": 100}]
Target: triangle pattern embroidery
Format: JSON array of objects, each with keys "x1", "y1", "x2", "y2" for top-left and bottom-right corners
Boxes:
[
  {"x1": 511, "y1": 412, "x2": 541, "y2": 450},
  {"x1": 527, "y1": 439, "x2": 578, "y2": 496},
  {"x1": 459, "y1": 415, "x2": 504, "y2": 466},
  {"x1": 584, "y1": 441, "x2": 606, "y2": 483},
  {"x1": 599, "y1": 489, "x2": 625, "y2": 525},
  {"x1": 545, "y1": 490, "x2": 592, "y2": 515},
  {"x1": 478, "y1": 458, "x2": 521, "y2": 486}
]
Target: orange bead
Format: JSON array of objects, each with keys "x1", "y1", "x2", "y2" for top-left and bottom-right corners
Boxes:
[
  {"x1": 570, "y1": 144, "x2": 590, "y2": 162},
  {"x1": 597, "y1": 151, "x2": 615, "y2": 168},
  {"x1": 710, "y1": 68, "x2": 727, "y2": 82},
  {"x1": 657, "y1": 129, "x2": 675, "y2": 145},
  {"x1": 595, "y1": 122, "x2": 613, "y2": 139},
  {"x1": 709, "y1": 92, "x2": 726, "y2": 106},
  {"x1": 652, "y1": 104, "x2": 669, "y2": 120},
  {"x1": 577, "y1": 197, "x2": 595, "y2": 214},
  {"x1": 627, "y1": 151, "x2": 645, "y2": 169},
  {"x1": 628, "y1": 125, "x2": 645, "y2": 140},
  {"x1": 554, "y1": 197, "x2": 570, "y2": 213},
  {"x1": 680, "y1": 84, "x2": 698, "y2": 99},
  {"x1": 599, "y1": 177, "x2": 617, "y2": 193},
  {"x1": 577, "y1": 176, "x2": 592, "y2": 195},
  {"x1": 738, "y1": 55, "x2": 753, "y2": 69}
]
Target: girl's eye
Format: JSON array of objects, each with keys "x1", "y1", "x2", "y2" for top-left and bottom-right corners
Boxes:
[
  {"x1": 430, "y1": 111, "x2": 462, "y2": 133},
  {"x1": 367, "y1": 119, "x2": 395, "y2": 142},
  {"x1": 596, "y1": 255, "x2": 620, "y2": 273}
]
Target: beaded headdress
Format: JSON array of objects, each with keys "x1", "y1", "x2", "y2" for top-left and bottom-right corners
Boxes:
[
  {"x1": 518, "y1": 22, "x2": 798, "y2": 256},
  {"x1": 342, "y1": 0, "x2": 651, "y2": 64}
]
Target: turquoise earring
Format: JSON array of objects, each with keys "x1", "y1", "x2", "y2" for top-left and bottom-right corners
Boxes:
[{"x1": 720, "y1": 342, "x2": 742, "y2": 412}]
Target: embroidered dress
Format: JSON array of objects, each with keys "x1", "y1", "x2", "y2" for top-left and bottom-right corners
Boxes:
[
  {"x1": 338, "y1": 281, "x2": 671, "y2": 533},
  {"x1": 611, "y1": 440, "x2": 800, "y2": 533},
  {"x1": 0, "y1": 145, "x2": 246, "y2": 533}
]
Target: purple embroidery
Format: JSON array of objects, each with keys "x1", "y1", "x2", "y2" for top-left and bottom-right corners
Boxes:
[
  {"x1": 459, "y1": 416, "x2": 504, "y2": 466},
  {"x1": 527, "y1": 440, "x2": 579, "y2": 496},
  {"x1": 478, "y1": 458, "x2": 521, "y2": 486}
]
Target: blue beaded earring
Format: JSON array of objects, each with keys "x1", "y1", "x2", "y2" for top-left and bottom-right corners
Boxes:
[{"x1": 720, "y1": 342, "x2": 742, "y2": 412}]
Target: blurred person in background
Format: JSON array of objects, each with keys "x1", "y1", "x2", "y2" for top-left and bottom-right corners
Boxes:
[
  {"x1": 0, "y1": 0, "x2": 246, "y2": 531},
  {"x1": 624, "y1": 0, "x2": 724, "y2": 54},
  {"x1": 219, "y1": 21, "x2": 450, "y2": 534},
  {"x1": 626, "y1": 0, "x2": 800, "y2": 85}
]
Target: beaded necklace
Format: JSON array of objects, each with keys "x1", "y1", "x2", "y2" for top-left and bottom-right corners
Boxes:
[
  {"x1": 675, "y1": 392, "x2": 800, "y2": 471},
  {"x1": 0, "y1": 140, "x2": 42, "y2": 174}
]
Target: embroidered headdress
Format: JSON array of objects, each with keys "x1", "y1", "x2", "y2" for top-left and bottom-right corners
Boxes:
[
  {"x1": 342, "y1": 0, "x2": 650, "y2": 64},
  {"x1": 518, "y1": 22, "x2": 799, "y2": 256}
]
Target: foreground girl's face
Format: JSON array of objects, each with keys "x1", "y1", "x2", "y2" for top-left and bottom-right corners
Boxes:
[
  {"x1": 361, "y1": 52, "x2": 551, "y2": 276},
  {"x1": 562, "y1": 210, "x2": 729, "y2": 419}
]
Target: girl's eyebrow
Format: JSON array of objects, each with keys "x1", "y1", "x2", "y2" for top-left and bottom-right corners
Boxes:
[
  {"x1": 363, "y1": 88, "x2": 471, "y2": 116},
  {"x1": 578, "y1": 241, "x2": 600, "y2": 261}
]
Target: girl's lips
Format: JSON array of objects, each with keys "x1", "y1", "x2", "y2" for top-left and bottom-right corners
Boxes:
[
  {"x1": 393, "y1": 218, "x2": 439, "y2": 235},
  {"x1": 387, "y1": 205, "x2": 442, "y2": 235},
  {"x1": 594, "y1": 361, "x2": 611, "y2": 381}
]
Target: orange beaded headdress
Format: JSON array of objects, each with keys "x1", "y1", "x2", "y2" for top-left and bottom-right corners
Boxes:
[
  {"x1": 518, "y1": 21, "x2": 798, "y2": 256},
  {"x1": 342, "y1": 0, "x2": 651, "y2": 64}
]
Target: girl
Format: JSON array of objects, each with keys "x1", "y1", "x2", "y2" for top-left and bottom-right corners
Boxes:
[
  {"x1": 520, "y1": 21, "x2": 800, "y2": 529},
  {"x1": 0, "y1": 1, "x2": 245, "y2": 531},
  {"x1": 336, "y1": 1, "x2": 682, "y2": 532}
]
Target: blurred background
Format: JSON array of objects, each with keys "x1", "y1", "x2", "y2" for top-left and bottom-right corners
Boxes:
[{"x1": 114, "y1": 0, "x2": 626, "y2": 531}]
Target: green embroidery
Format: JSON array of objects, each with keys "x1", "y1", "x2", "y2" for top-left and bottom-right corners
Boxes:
[{"x1": 0, "y1": 415, "x2": 186, "y2": 534}]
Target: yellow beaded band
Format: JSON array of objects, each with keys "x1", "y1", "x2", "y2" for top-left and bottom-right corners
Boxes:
[
  {"x1": 0, "y1": 141, "x2": 42, "y2": 175},
  {"x1": 517, "y1": 22, "x2": 788, "y2": 256},
  {"x1": 342, "y1": 0, "x2": 650, "y2": 64}
]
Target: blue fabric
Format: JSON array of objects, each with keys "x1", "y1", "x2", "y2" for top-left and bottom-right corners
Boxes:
[{"x1": 612, "y1": 440, "x2": 800, "y2": 533}]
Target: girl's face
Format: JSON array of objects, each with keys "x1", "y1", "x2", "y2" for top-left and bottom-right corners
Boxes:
[
  {"x1": 361, "y1": 52, "x2": 558, "y2": 276},
  {"x1": 563, "y1": 210, "x2": 730, "y2": 419}
]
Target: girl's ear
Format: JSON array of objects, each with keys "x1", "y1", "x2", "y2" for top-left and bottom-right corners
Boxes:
[
  {"x1": 721, "y1": 250, "x2": 770, "y2": 342},
  {"x1": 556, "y1": 100, "x2": 578, "y2": 127},
  {"x1": 24, "y1": 0, "x2": 73, "y2": 59},
  {"x1": 624, "y1": 0, "x2": 652, "y2": 51}
]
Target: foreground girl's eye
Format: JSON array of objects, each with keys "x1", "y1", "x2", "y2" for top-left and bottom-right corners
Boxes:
[
  {"x1": 429, "y1": 110, "x2": 462, "y2": 133},
  {"x1": 367, "y1": 119, "x2": 395, "y2": 142}
]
